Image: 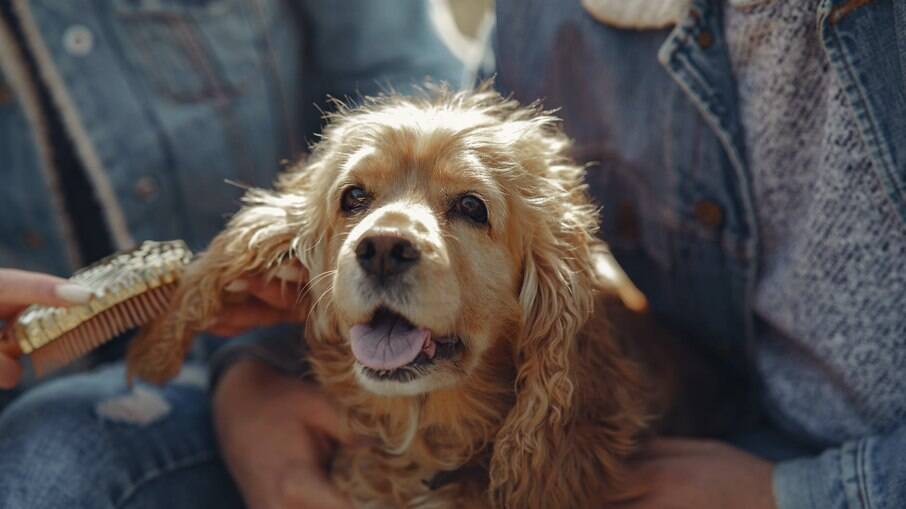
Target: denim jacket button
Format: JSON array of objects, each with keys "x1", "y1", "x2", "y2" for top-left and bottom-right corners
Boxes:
[
  {"x1": 63, "y1": 26, "x2": 94, "y2": 57},
  {"x1": 697, "y1": 30, "x2": 714, "y2": 49},
  {"x1": 693, "y1": 199, "x2": 724, "y2": 229},
  {"x1": 133, "y1": 176, "x2": 159, "y2": 202}
]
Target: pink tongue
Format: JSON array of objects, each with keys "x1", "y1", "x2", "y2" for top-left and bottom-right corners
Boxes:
[{"x1": 350, "y1": 313, "x2": 431, "y2": 370}]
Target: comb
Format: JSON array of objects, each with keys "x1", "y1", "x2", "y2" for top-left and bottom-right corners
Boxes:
[{"x1": 1, "y1": 240, "x2": 192, "y2": 376}]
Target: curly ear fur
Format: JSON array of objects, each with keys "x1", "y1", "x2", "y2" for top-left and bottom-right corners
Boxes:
[
  {"x1": 486, "y1": 106, "x2": 650, "y2": 508},
  {"x1": 126, "y1": 164, "x2": 325, "y2": 384}
]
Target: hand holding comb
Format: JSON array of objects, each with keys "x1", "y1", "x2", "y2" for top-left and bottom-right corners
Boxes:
[{"x1": 1, "y1": 240, "x2": 192, "y2": 376}]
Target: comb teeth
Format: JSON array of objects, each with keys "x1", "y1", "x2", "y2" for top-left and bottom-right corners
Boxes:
[
  {"x1": 30, "y1": 284, "x2": 177, "y2": 376},
  {"x1": 8, "y1": 240, "x2": 193, "y2": 377}
]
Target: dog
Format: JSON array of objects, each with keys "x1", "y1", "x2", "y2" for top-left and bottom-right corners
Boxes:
[{"x1": 126, "y1": 86, "x2": 692, "y2": 508}]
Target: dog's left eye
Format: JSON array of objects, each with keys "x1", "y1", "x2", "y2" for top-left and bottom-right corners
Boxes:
[
  {"x1": 454, "y1": 194, "x2": 488, "y2": 225},
  {"x1": 341, "y1": 186, "x2": 371, "y2": 214}
]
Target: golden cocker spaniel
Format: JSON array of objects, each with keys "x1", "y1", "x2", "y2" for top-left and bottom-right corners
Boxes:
[{"x1": 127, "y1": 86, "x2": 687, "y2": 508}]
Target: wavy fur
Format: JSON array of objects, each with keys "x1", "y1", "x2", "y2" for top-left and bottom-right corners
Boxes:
[{"x1": 128, "y1": 85, "x2": 664, "y2": 508}]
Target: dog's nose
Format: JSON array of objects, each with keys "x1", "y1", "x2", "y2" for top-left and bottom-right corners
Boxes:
[{"x1": 355, "y1": 235, "x2": 420, "y2": 278}]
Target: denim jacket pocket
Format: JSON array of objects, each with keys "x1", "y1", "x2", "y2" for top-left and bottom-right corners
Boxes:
[{"x1": 112, "y1": 0, "x2": 266, "y2": 103}]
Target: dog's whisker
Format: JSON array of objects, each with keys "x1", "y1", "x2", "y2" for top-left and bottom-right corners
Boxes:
[
  {"x1": 307, "y1": 284, "x2": 335, "y2": 322},
  {"x1": 299, "y1": 269, "x2": 337, "y2": 301}
]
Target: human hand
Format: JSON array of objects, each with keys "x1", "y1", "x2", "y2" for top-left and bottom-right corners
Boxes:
[
  {"x1": 614, "y1": 439, "x2": 776, "y2": 509},
  {"x1": 204, "y1": 264, "x2": 306, "y2": 337},
  {"x1": 213, "y1": 359, "x2": 355, "y2": 509},
  {"x1": 0, "y1": 268, "x2": 95, "y2": 388}
]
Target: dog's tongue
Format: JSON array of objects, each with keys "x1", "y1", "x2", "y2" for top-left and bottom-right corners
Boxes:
[{"x1": 350, "y1": 312, "x2": 431, "y2": 370}]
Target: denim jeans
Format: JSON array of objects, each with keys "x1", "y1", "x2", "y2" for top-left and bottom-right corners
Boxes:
[
  {"x1": 0, "y1": 361, "x2": 823, "y2": 508},
  {"x1": 0, "y1": 364, "x2": 243, "y2": 508}
]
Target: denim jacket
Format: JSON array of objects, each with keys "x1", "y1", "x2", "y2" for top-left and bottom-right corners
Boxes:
[
  {"x1": 0, "y1": 0, "x2": 463, "y2": 275},
  {"x1": 496, "y1": 1, "x2": 906, "y2": 508}
]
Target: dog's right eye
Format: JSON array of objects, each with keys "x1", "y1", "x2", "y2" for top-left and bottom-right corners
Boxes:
[{"x1": 341, "y1": 186, "x2": 371, "y2": 214}]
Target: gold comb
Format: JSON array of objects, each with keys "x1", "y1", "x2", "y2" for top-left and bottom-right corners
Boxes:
[{"x1": 1, "y1": 240, "x2": 192, "y2": 376}]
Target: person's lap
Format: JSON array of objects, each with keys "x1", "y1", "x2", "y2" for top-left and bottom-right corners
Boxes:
[
  {"x1": 0, "y1": 363, "x2": 243, "y2": 508},
  {"x1": 0, "y1": 361, "x2": 817, "y2": 508}
]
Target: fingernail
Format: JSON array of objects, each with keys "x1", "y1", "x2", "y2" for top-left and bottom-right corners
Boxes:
[
  {"x1": 224, "y1": 280, "x2": 249, "y2": 292},
  {"x1": 55, "y1": 283, "x2": 95, "y2": 304},
  {"x1": 274, "y1": 265, "x2": 304, "y2": 282}
]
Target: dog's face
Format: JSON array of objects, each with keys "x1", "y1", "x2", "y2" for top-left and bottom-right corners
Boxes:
[
  {"x1": 313, "y1": 104, "x2": 525, "y2": 396},
  {"x1": 175, "y1": 89, "x2": 596, "y2": 407}
]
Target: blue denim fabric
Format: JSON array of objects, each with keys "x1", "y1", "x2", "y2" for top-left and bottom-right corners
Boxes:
[
  {"x1": 0, "y1": 363, "x2": 244, "y2": 508},
  {"x1": 496, "y1": 0, "x2": 906, "y2": 508},
  {"x1": 0, "y1": 0, "x2": 464, "y2": 273}
]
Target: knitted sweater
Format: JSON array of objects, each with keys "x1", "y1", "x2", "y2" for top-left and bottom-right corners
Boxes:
[{"x1": 726, "y1": 0, "x2": 906, "y2": 445}]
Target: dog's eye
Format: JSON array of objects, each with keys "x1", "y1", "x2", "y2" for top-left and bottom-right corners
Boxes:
[
  {"x1": 455, "y1": 194, "x2": 488, "y2": 225},
  {"x1": 341, "y1": 186, "x2": 370, "y2": 214}
]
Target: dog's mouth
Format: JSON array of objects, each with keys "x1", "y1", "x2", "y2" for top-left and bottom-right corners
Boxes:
[{"x1": 350, "y1": 307, "x2": 463, "y2": 382}]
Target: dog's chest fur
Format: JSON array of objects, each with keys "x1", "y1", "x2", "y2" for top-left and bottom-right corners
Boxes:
[{"x1": 313, "y1": 339, "x2": 516, "y2": 508}]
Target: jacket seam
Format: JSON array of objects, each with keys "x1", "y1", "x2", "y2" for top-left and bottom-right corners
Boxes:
[
  {"x1": 822, "y1": 2, "x2": 906, "y2": 227},
  {"x1": 0, "y1": 14, "x2": 81, "y2": 269},
  {"x1": 857, "y1": 438, "x2": 872, "y2": 509}
]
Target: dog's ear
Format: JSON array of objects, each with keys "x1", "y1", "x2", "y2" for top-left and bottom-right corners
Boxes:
[
  {"x1": 126, "y1": 163, "x2": 325, "y2": 384},
  {"x1": 486, "y1": 113, "x2": 649, "y2": 506},
  {"x1": 487, "y1": 189, "x2": 597, "y2": 506}
]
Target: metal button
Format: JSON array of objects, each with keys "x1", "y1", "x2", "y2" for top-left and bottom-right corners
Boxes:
[
  {"x1": 693, "y1": 200, "x2": 724, "y2": 229},
  {"x1": 134, "y1": 176, "x2": 159, "y2": 202},
  {"x1": 697, "y1": 30, "x2": 714, "y2": 49},
  {"x1": 23, "y1": 231, "x2": 44, "y2": 249},
  {"x1": 63, "y1": 25, "x2": 94, "y2": 56}
]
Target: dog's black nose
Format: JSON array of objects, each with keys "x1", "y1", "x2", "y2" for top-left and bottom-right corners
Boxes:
[{"x1": 355, "y1": 235, "x2": 420, "y2": 278}]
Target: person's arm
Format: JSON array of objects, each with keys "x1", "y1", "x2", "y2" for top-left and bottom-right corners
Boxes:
[
  {"x1": 773, "y1": 427, "x2": 906, "y2": 509},
  {"x1": 616, "y1": 429, "x2": 906, "y2": 509}
]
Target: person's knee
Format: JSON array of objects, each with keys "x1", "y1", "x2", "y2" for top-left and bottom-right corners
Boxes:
[
  {"x1": 0, "y1": 372, "x2": 128, "y2": 506},
  {"x1": 0, "y1": 364, "x2": 218, "y2": 508}
]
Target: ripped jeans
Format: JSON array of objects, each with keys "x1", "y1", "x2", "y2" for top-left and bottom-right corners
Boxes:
[{"x1": 0, "y1": 363, "x2": 243, "y2": 508}]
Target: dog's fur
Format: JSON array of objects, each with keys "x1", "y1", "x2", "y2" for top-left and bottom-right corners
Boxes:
[{"x1": 126, "y1": 87, "x2": 681, "y2": 508}]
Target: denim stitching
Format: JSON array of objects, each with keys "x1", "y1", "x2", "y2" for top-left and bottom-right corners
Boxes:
[
  {"x1": 825, "y1": 6, "x2": 906, "y2": 227},
  {"x1": 858, "y1": 438, "x2": 872, "y2": 509}
]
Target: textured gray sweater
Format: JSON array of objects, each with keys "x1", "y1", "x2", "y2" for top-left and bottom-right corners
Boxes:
[{"x1": 726, "y1": 0, "x2": 906, "y2": 445}]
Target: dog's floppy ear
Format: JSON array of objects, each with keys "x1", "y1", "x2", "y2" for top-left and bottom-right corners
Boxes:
[
  {"x1": 488, "y1": 187, "x2": 598, "y2": 507},
  {"x1": 126, "y1": 163, "x2": 325, "y2": 384},
  {"x1": 486, "y1": 111, "x2": 648, "y2": 507}
]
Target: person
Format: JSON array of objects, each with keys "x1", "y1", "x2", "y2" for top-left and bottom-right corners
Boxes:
[
  {"x1": 492, "y1": 1, "x2": 905, "y2": 508},
  {"x1": 0, "y1": 1, "x2": 464, "y2": 507},
  {"x1": 3, "y1": 1, "x2": 905, "y2": 509}
]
